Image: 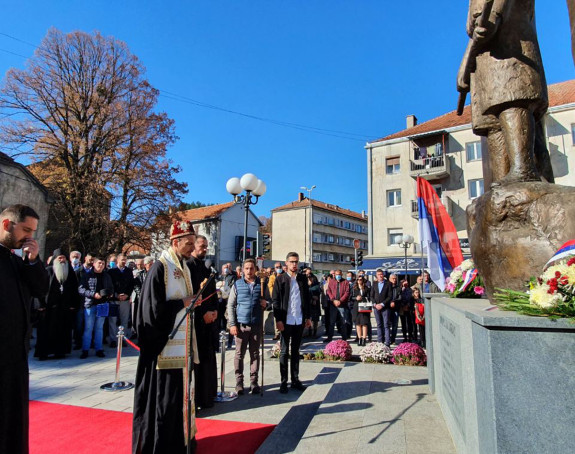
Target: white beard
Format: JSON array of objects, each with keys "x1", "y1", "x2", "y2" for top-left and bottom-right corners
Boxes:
[{"x1": 53, "y1": 261, "x2": 69, "y2": 283}]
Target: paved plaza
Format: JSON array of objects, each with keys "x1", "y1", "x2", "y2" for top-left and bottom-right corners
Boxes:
[{"x1": 28, "y1": 332, "x2": 455, "y2": 453}]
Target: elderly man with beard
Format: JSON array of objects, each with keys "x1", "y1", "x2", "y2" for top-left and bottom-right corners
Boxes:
[
  {"x1": 34, "y1": 249, "x2": 80, "y2": 360},
  {"x1": 132, "y1": 221, "x2": 201, "y2": 454},
  {"x1": 0, "y1": 204, "x2": 49, "y2": 454},
  {"x1": 187, "y1": 234, "x2": 218, "y2": 410}
]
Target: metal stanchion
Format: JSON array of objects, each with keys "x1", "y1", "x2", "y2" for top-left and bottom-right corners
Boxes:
[
  {"x1": 100, "y1": 326, "x2": 134, "y2": 391},
  {"x1": 214, "y1": 330, "x2": 237, "y2": 402}
]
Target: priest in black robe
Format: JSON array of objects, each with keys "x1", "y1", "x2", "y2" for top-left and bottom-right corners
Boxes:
[
  {"x1": 187, "y1": 234, "x2": 218, "y2": 410},
  {"x1": 34, "y1": 249, "x2": 80, "y2": 360},
  {"x1": 132, "y1": 221, "x2": 200, "y2": 454},
  {"x1": 0, "y1": 204, "x2": 49, "y2": 454}
]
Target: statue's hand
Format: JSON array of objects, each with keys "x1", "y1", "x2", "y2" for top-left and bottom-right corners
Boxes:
[{"x1": 472, "y1": 14, "x2": 500, "y2": 45}]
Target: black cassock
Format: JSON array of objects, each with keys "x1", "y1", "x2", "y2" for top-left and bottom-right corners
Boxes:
[
  {"x1": 187, "y1": 256, "x2": 218, "y2": 409},
  {"x1": 132, "y1": 259, "x2": 196, "y2": 454},
  {"x1": 0, "y1": 246, "x2": 49, "y2": 454},
  {"x1": 34, "y1": 264, "x2": 80, "y2": 359}
]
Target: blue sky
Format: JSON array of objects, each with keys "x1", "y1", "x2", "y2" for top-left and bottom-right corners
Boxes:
[{"x1": 0, "y1": 1, "x2": 572, "y2": 218}]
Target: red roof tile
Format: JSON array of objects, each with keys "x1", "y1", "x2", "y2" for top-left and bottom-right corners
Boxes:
[
  {"x1": 373, "y1": 79, "x2": 575, "y2": 143},
  {"x1": 175, "y1": 202, "x2": 235, "y2": 222},
  {"x1": 272, "y1": 198, "x2": 367, "y2": 221}
]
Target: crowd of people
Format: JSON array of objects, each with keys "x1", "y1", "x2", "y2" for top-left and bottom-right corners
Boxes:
[
  {"x1": 0, "y1": 203, "x2": 437, "y2": 454},
  {"x1": 31, "y1": 249, "x2": 155, "y2": 360}
]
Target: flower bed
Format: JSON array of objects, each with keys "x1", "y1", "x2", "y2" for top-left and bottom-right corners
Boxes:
[
  {"x1": 323, "y1": 339, "x2": 352, "y2": 361},
  {"x1": 359, "y1": 342, "x2": 392, "y2": 364},
  {"x1": 391, "y1": 342, "x2": 427, "y2": 366}
]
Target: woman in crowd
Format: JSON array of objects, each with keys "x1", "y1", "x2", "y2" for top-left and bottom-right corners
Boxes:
[
  {"x1": 351, "y1": 275, "x2": 371, "y2": 346},
  {"x1": 413, "y1": 288, "x2": 425, "y2": 348},
  {"x1": 305, "y1": 270, "x2": 322, "y2": 338},
  {"x1": 399, "y1": 280, "x2": 415, "y2": 342}
]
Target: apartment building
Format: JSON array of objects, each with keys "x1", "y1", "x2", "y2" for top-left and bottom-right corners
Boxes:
[
  {"x1": 365, "y1": 79, "x2": 575, "y2": 272},
  {"x1": 271, "y1": 193, "x2": 368, "y2": 274}
]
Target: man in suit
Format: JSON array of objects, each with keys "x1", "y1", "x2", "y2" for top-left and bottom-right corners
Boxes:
[
  {"x1": 272, "y1": 252, "x2": 311, "y2": 394},
  {"x1": 370, "y1": 268, "x2": 392, "y2": 346}
]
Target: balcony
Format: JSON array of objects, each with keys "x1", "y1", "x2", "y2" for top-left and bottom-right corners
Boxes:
[
  {"x1": 409, "y1": 155, "x2": 450, "y2": 180},
  {"x1": 410, "y1": 195, "x2": 452, "y2": 219}
]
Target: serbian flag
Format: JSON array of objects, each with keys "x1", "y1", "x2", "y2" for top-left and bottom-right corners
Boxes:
[
  {"x1": 544, "y1": 240, "x2": 575, "y2": 270},
  {"x1": 417, "y1": 177, "x2": 464, "y2": 291}
]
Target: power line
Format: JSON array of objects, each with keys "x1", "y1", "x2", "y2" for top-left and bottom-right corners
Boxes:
[{"x1": 0, "y1": 30, "x2": 379, "y2": 143}]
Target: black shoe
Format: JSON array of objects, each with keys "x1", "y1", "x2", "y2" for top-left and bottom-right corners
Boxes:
[
  {"x1": 96, "y1": 350, "x2": 105, "y2": 358},
  {"x1": 250, "y1": 385, "x2": 261, "y2": 394},
  {"x1": 279, "y1": 383, "x2": 288, "y2": 394},
  {"x1": 235, "y1": 384, "x2": 244, "y2": 395},
  {"x1": 291, "y1": 380, "x2": 306, "y2": 391},
  {"x1": 80, "y1": 350, "x2": 89, "y2": 359}
]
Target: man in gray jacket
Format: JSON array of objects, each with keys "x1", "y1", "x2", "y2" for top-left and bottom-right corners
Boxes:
[{"x1": 227, "y1": 258, "x2": 267, "y2": 395}]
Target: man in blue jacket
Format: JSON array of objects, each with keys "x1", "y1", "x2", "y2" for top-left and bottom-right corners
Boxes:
[{"x1": 227, "y1": 258, "x2": 267, "y2": 395}]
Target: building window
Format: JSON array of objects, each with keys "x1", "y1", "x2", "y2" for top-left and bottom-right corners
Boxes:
[
  {"x1": 313, "y1": 253, "x2": 322, "y2": 262},
  {"x1": 328, "y1": 235, "x2": 334, "y2": 243},
  {"x1": 386, "y1": 156, "x2": 400, "y2": 174},
  {"x1": 387, "y1": 189, "x2": 402, "y2": 207},
  {"x1": 466, "y1": 141, "x2": 482, "y2": 161},
  {"x1": 313, "y1": 233, "x2": 321, "y2": 243},
  {"x1": 327, "y1": 217, "x2": 334, "y2": 226},
  {"x1": 469, "y1": 179, "x2": 484, "y2": 199},
  {"x1": 388, "y1": 228, "x2": 403, "y2": 246},
  {"x1": 328, "y1": 254, "x2": 335, "y2": 262}
]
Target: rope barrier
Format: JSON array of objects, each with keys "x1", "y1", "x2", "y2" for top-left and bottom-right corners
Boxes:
[{"x1": 124, "y1": 337, "x2": 140, "y2": 352}]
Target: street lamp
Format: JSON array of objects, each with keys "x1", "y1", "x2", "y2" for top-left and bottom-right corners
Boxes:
[
  {"x1": 300, "y1": 185, "x2": 316, "y2": 268},
  {"x1": 395, "y1": 234, "x2": 414, "y2": 282},
  {"x1": 226, "y1": 173, "x2": 266, "y2": 262}
]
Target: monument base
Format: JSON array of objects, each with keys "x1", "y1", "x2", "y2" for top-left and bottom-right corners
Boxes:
[{"x1": 428, "y1": 296, "x2": 575, "y2": 453}]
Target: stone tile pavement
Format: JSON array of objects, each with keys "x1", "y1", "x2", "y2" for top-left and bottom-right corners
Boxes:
[{"x1": 28, "y1": 329, "x2": 455, "y2": 453}]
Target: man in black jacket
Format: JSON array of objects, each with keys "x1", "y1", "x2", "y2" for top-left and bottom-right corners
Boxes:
[
  {"x1": 108, "y1": 254, "x2": 135, "y2": 346},
  {"x1": 272, "y1": 252, "x2": 311, "y2": 394},
  {"x1": 0, "y1": 204, "x2": 49, "y2": 454},
  {"x1": 369, "y1": 268, "x2": 392, "y2": 346}
]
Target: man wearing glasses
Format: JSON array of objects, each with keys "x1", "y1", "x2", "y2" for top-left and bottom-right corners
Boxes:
[{"x1": 272, "y1": 252, "x2": 311, "y2": 394}]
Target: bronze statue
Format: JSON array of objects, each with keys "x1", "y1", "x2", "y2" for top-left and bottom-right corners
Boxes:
[
  {"x1": 569, "y1": 0, "x2": 575, "y2": 64},
  {"x1": 457, "y1": 0, "x2": 553, "y2": 186}
]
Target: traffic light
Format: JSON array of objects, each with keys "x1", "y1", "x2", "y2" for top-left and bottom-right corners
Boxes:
[
  {"x1": 357, "y1": 250, "x2": 363, "y2": 267},
  {"x1": 351, "y1": 258, "x2": 356, "y2": 268},
  {"x1": 262, "y1": 234, "x2": 271, "y2": 255}
]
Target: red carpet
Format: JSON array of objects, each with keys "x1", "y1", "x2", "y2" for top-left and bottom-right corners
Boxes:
[{"x1": 30, "y1": 401, "x2": 275, "y2": 453}]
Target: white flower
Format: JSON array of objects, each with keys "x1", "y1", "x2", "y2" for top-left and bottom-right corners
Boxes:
[
  {"x1": 460, "y1": 259, "x2": 475, "y2": 271},
  {"x1": 529, "y1": 283, "x2": 561, "y2": 309},
  {"x1": 450, "y1": 269, "x2": 463, "y2": 283},
  {"x1": 541, "y1": 263, "x2": 570, "y2": 282}
]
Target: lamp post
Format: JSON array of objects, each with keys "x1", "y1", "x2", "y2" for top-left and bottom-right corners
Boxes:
[
  {"x1": 300, "y1": 185, "x2": 316, "y2": 268},
  {"x1": 226, "y1": 173, "x2": 266, "y2": 262},
  {"x1": 395, "y1": 234, "x2": 414, "y2": 282}
]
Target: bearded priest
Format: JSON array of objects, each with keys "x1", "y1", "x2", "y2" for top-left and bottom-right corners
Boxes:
[
  {"x1": 132, "y1": 220, "x2": 201, "y2": 454},
  {"x1": 34, "y1": 248, "x2": 80, "y2": 360}
]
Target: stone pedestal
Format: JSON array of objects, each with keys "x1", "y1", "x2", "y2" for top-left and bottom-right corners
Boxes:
[
  {"x1": 428, "y1": 297, "x2": 575, "y2": 454},
  {"x1": 467, "y1": 182, "x2": 575, "y2": 298}
]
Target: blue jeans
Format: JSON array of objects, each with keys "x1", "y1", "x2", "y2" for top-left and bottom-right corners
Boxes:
[{"x1": 82, "y1": 307, "x2": 105, "y2": 351}]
